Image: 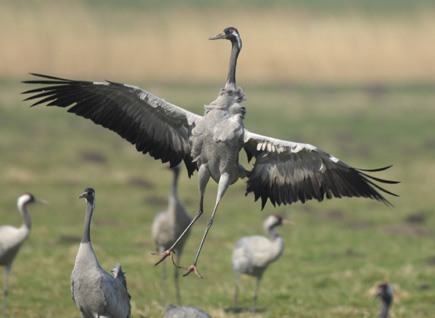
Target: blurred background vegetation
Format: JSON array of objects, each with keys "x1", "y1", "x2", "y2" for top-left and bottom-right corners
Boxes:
[{"x1": 0, "y1": 0, "x2": 434, "y2": 317}]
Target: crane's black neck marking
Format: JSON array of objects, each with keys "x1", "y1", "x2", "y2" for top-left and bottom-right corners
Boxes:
[
  {"x1": 18, "y1": 195, "x2": 34, "y2": 230},
  {"x1": 20, "y1": 204, "x2": 32, "y2": 230},
  {"x1": 379, "y1": 294, "x2": 392, "y2": 318},
  {"x1": 379, "y1": 301, "x2": 391, "y2": 318},
  {"x1": 82, "y1": 198, "x2": 95, "y2": 244},
  {"x1": 225, "y1": 33, "x2": 242, "y2": 90}
]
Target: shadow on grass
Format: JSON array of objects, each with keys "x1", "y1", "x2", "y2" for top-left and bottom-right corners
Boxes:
[{"x1": 224, "y1": 306, "x2": 265, "y2": 315}]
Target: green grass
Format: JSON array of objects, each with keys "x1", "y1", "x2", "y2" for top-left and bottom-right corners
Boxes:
[{"x1": 1, "y1": 78, "x2": 434, "y2": 317}]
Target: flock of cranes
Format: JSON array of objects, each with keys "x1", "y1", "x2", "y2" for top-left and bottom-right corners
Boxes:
[
  {"x1": 0, "y1": 186, "x2": 394, "y2": 318},
  {"x1": 0, "y1": 26, "x2": 398, "y2": 316}
]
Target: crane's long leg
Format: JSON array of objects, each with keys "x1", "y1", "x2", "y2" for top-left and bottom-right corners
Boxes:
[
  {"x1": 233, "y1": 272, "x2": 240, "y2": 308},
  {"x1": 153, "y1": 165, "x2": 210, "y2": 266},
  {"x1": 181, "y1": 173, "x2": 232, "y2": 278},
  {"x1": 174, "y1": 248, "x2": 182, "y2": 305},
  {"x1": 3, "y1": 264, "x2": 11, "y2": 318},
  {"x1": 159, "y1": 246, "x2": 167, "y2": 306},
  {"x1": 252, "y1": 275, "x2": 262, "y2": 318}
]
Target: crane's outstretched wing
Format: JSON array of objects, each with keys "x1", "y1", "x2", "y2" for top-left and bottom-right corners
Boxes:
[
  {"x1": 243, "y1": 130, "x2": 398, "y2": 208},
  {"x1": 22, "y1": 73, "x2": 202, "y2": 177}
]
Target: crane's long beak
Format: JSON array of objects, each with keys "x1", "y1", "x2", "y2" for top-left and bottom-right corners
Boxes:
[
  {"x1": 36, "y1": 198, "x2": 49, "y2": 205},
  {"x1": 282, "y1": 219, "x2": 295, "y2": 226},
  {"x1": 209, "y1": 32, "x2": 226, "y2": 40},
  {"x1": 78, "y1": 192, "x2": 87, "y2": 199}
]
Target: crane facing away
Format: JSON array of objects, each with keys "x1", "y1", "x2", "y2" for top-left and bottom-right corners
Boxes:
[
  {"x1": 71, "y1": 188, "x2": 131, "y2": 318},
  {"x1": 152, "y1": 165, "x2": 192, "y2": 305},
  {"x1": 0, "y1": 193, "x2": 46, "y2": 318},
  {"x1": 375, "y1": 283, "x2": 393, "y2": 318},
  {"x1": 163, "y1": 304, "x2": 211, "y2": 318},
  {"x1": 23, "y1": 27, "x2": 398, "y2": 278},
  {"x1": 232, "y1": 215, "x2": 288, "y2": 317}
]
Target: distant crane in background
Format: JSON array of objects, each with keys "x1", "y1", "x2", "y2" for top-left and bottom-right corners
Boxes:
[
  {"x1": 232, "y1": 214, "x2": 288, "y2": 317},
  {"x1": 71, "y1": 188, "x2": 131, "y2": 318},
  {"x1": 23, "y1": 27, "x2": 398, "y2": 278},
  {"x1": 375, "y1": 282, "x2": 393, "y2": 318},
  {"x1": 163, "y1": 304, "x2": 211, "y2": 318},
  {"x1": 0, "y1": 193, "x2": 45, "y2": 318},
  {"x1": 152, "y1": 165, "x2": 192, "y2": 305}
]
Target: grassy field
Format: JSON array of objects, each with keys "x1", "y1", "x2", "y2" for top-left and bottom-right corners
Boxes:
[{"x1": 1, "y1": 1, "x2": 435, "y2": 317}]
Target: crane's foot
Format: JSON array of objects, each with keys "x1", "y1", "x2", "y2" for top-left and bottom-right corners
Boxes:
[
  {"x1": 178, "y1": 264, "x2": 203, "y2": 279},
  {"x1": 151, "y1": 250, "x2": 176, "y2": 266}
]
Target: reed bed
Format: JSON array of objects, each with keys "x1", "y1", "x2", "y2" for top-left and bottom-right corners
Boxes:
[{"x1": 1, "y1": 0, "x2": 435, "y2": 83}]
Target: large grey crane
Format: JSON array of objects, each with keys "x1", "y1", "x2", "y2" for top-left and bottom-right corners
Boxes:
[
  {"x1": 23, "y1": 27, "x2": 398, "y2": 278},
  {"x1": 71, "y1": 188, "x2": 131, "y2": 318},
  {"x1": 163, "y1": 304, "x2": 211, "y2": 318},
  {"x1": 152, "y1": 165, "x2": 192, "y2": 305},
  {"x1": 0, "y1": 193, "x2": 45, "y2": 318},
  {"x1": 375, "y1": 283, "x2": 393, "y2": 318},
  {"x1": 232, "y1": 214, "x2": 287, "y2": 317}
]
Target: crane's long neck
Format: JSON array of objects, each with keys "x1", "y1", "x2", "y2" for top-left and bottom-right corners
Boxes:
[
  {"x1": 225, "y1": 39, "x2": 241, "y2": 90},
  {"x1": 266, "y1": 227, "x2": 281, "y2": 241},
  {"x1": 81, "y1": 200, "x2": 94, "y2": 243},
  {"x1": 265, "y1": 226, "x2": 285, "y2": 261},
  {"x1": 379, "y1": 299, "x2": 391, "y2": 318},
  {"x1": 170, "y1": 168, "x2": 180, "y2": 203},
  {"x1": 18, "y1": 201, "x2": 31, "y2": 231}
]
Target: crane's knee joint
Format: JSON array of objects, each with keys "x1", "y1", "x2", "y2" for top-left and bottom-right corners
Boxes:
[
  {"x1": 195, "y1": 209, "x2": 203, "y2": 218},
  {"x1": 206, "y1": 218, "x2": 214, "y2": 227}
]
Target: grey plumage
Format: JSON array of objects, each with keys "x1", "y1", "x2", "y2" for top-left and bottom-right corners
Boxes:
[
  {"x1": 375, "y1": 283, "x2": 393, "y2": 318},
  {"x1": 23, "y1": 27, "x2": 398, "y2": 278},
  {"x1": 0, "y1": 193, "x2": 44, "y2": 318},
  {"x1": 152, "y1": 165, "x2": 192, "y2": 304},
  {"x1": 232, "y1": 215, "x2": 286, "y2": 317},
  {"x1": 71, "y1": 188, "x2": 131, "y2": 318},
  {"x1": 163, "y1": 304, "x2": 211, "y2": 318}
]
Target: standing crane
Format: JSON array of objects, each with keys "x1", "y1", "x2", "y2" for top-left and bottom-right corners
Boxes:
[
  {"x1": 71, "y1": 188, "x2": 131, "y2": 318},
  {"x1": 232, "y1": 215, "x2": 287, "y2": 317},
  {"x1": 23, "y1": 27, "x2": 398, "y2": 278},
  {"x1": 0, "y1": 193, "x2": 45, "y2": 318},
  {"x1": 375, "y1": 283, "x2": 393, "y2": 318},
  {"x1": 152, "y1": 165, "x2": 192, "y2": 305},
  {"x1": 163, "y1": 304, "x2": 211, "y2": 318}
]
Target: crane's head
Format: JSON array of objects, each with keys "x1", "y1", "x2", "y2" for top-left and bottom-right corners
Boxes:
[
  {"x1": 263, "y1": 214, "x2": 293, "y2": 231},
  {"x1": 375, "y1": 283, "x2": 393, "y2": 305},
  {"x1": 78, "y1": 188, "x2": 96, "y2": 207},
  {"x1": 17, "y1": 193, "x2": 48, "y2": 208},
  {"x1": 209, "y1": 27, "x2": 242, "y2": 51}
]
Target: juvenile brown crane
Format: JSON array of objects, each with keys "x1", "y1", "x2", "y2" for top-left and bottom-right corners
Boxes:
[
  {"x1": 152, "y1": 165, "x2": 191, "y2": 305},
  {"x1": 23, "y1": 27, "x2": 398, "y2": 278}
]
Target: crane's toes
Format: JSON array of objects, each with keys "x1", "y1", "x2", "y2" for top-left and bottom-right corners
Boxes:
[
  {"x1": 151, "y1": 250, "x2": 175, "y2": 266},
  {"x1": 180, "y1": 264, "x2": 203, "y2": 279}
]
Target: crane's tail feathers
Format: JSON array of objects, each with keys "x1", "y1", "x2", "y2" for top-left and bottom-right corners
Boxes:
[{"x1": 111, "y1": 263, "x2": 130, "y2": 297}]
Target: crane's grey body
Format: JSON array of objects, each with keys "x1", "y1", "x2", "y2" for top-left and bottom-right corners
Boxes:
[
  {"x1": 0, "y1": 193, "x2": 40, "y2": 318},
  {"x1": 71, "y1": 188, "x2": 130, "y2": 318},
  {"x1": 23, "y1": 27, "x2": 397, "y2": 277},
  {"x1": 375, "y1": 283, "x2": 393, "y2": 318},
  {"x1": 152, "y1": 165, "x2": 192, "y2": 304},
  {"x1": 163, "y1": 304, "x2": 211, "y2": 318},
  {"x1": 232, "y1": 215, "x2": 285, "y2": 317}
]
